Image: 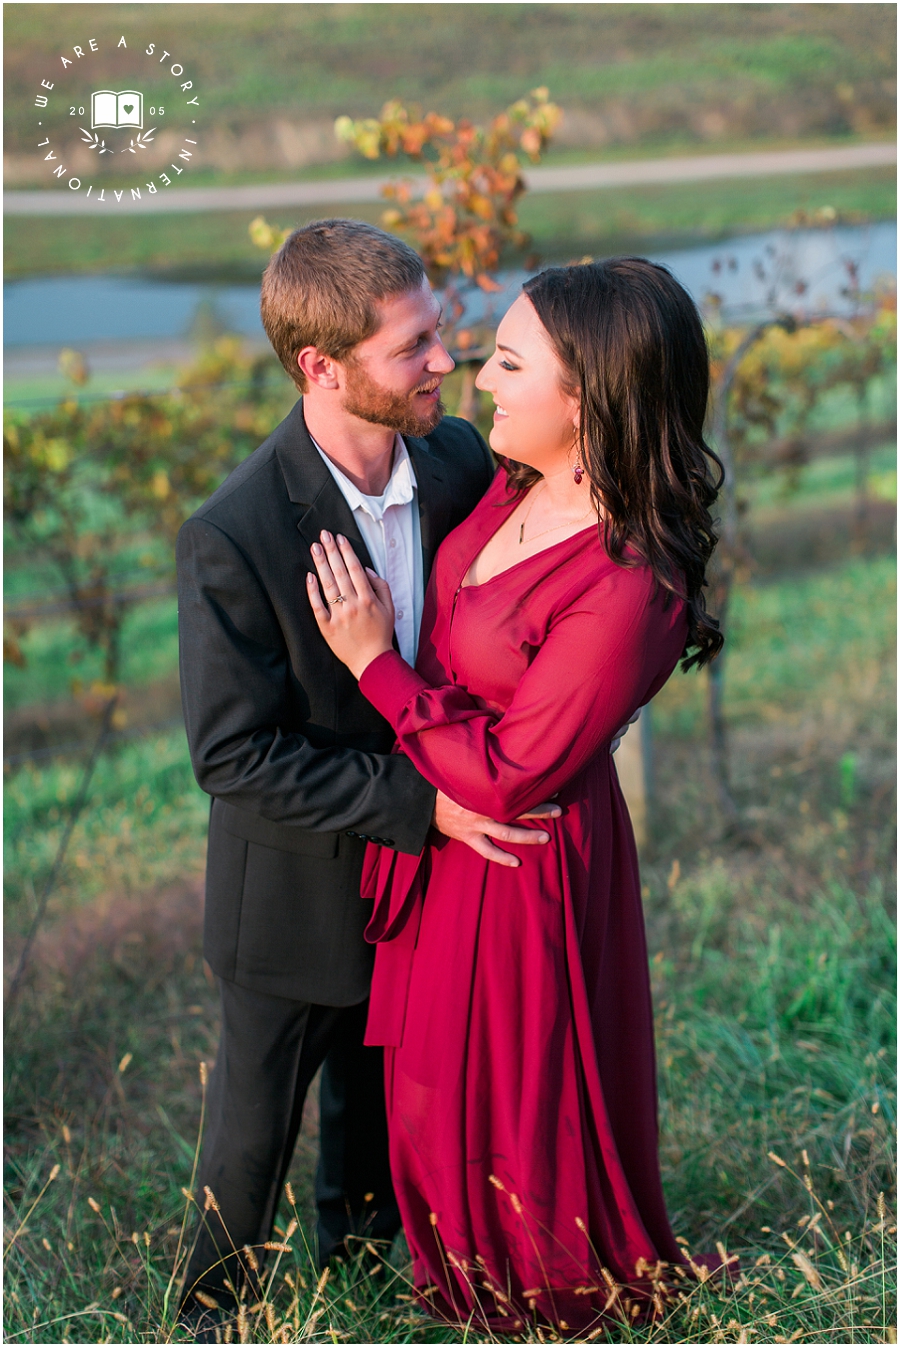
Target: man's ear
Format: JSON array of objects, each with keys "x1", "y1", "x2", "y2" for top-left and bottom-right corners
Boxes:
[{"x1": 297, "y1": 346, "x2": 342, "y2": 390}]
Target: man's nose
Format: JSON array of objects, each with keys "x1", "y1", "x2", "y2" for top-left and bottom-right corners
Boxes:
[{"x1": 428, "y1": 335, "x2": 455, "y2": 374}]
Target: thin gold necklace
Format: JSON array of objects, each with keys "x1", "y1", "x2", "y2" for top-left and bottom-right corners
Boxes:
[{"x1": 516, "y1": 483, "x2": 595, "y2": 545}]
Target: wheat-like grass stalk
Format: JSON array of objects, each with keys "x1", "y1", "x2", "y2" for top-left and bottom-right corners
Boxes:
[
  {"x1": 161, "y1": 1058, "x2": 209, "y2": 1328},
  {"x1": 5, "y1": 1162, "x2": 60, "y2": 1254}
]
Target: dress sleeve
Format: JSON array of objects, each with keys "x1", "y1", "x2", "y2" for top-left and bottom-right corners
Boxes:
[{"x1": 358, "y1": 566, "x2": 684, "y2": 821}]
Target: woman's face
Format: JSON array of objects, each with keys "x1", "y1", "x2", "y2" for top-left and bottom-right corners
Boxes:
[{"x1": 475, "y1": 294, "x2": 580, "y2": 473}]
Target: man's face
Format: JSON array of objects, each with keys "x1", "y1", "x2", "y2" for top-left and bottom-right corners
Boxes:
[{"x1": 340, "y1": 279, "x2": 455, "y2": 437}]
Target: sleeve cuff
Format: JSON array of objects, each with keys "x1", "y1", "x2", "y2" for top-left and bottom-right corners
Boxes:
[{"x1": 358, "y1": 650, "x2": 430, "y2": 730}]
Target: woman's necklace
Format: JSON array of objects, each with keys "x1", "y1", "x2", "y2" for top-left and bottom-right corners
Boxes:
[{"x1": 516, "y1": 483, "x2": 595, "y2": 545}]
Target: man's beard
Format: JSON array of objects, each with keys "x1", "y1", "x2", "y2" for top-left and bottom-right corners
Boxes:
[{"x1": 342, "y1": 358, "x2": 445, "y2": 437}]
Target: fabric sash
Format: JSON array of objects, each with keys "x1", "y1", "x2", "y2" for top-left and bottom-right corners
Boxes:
[{"x1": 361, "y1": 830, "x2": 430, "y2": 1047}]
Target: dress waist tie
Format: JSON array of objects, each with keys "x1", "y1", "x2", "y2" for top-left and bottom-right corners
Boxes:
[{"x1": 361, "y1": 835, "x2": 430, "y2": 1048}]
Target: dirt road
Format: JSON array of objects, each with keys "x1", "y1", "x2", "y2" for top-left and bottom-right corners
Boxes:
[{"x1": 4, "y1": 142, "x2": 894, "y2": 216}]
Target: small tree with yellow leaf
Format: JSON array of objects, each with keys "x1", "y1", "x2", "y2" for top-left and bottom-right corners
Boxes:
[
  {"x1": 334, "y1": 89, "x2": 561, "y2": 290},
  {"x1": 251, "y1": 90, "x2": 562, "y2": 419}
]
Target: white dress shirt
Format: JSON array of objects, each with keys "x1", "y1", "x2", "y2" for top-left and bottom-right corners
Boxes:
[{"x1": 312, "y1": 435, "x2": 424, "y2": 664}]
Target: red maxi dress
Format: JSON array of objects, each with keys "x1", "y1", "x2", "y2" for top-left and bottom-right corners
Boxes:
[{"x1": 358, "y1": 471, "x2": 690, "y2": 1333}]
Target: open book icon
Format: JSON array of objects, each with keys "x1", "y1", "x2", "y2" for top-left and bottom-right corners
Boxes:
[{"x1": 92, "y1": 91, "x2": 143, "y2": 130}]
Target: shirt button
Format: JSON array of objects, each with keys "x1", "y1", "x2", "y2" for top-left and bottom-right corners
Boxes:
[
  {"x1": 396, "y1": 609, "x2": 404, "y2": 619},
  {"x1": 389, "y1": 538, "x2": 397, "y2": 548}
]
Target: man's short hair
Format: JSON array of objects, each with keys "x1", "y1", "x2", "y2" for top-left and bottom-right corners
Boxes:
[{"x1": 260, "y1": 218, "x2": 426, "y2": 392}]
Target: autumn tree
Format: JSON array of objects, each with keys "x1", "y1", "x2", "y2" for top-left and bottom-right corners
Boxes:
[
  {"x1": 334, "y1": 89, "x2": 561, "y2": 288},
  {"x1": 4, "y1": 340, "x2": 291, "y2": 683},
  {"x1": 251, "y1": 90, "x2": 562, "y2": 419}
]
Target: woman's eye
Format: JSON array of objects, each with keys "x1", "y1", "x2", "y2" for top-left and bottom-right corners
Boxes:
[{"x1": 499, "y1": 359, "x2": 518, "y2": 371}]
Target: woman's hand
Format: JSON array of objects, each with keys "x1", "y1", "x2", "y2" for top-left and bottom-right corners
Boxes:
[{"x1": 307, "y1": 531, "x2": 396, "y2": 679}]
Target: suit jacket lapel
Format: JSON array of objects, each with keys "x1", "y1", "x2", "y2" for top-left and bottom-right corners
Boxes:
[
  {"x1": 276, "y1": 400, "x2": 375, "y2": 573},
  {"x1": 275, "y1": 403, "x2": 453, "y2": 584},
  {"x1": 405, "y1": 436, "x2": 448, "y2": 586}
]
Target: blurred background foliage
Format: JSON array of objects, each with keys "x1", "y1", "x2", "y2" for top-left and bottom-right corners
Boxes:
[
  {"x1": 4, "y1": 3, "x2": 895, "y2": 168},
  {"x1": 6, "y1": 166, "x2": 896, "y2": 281},
  {"x1": 4, "y1": 296, "x2": 895, "y2": 686},
  {"x1": 4, "y1": 342, "x2": 292, "y2": 680},
  {"x1": 336, "y1": 89, "x2": 562, "y2": 284},
  {"x1": 3, "y1": 6, "x2": 896, "y2": 1342},
  {"x1": 3, "y1": 3, "x2": 896, "y2": 277}
]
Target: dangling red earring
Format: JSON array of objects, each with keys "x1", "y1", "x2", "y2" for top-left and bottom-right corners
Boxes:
[{"x1": 573, "y1": 459, "x2": 584, "y2": 485}]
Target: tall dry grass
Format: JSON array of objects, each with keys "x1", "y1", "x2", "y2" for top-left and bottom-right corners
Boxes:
[{"x1": 4, "y1": 535, "x2": 895, "y2": 1342}]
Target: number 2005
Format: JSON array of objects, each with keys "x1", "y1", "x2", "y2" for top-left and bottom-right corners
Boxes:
[{"x1": 69, "y1": 106, "x2": 165, "y2": 115}]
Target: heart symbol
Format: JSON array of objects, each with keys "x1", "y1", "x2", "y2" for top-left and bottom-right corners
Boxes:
[{"x1": 123, "y1": 104, "x2": 134, "y2": 114}]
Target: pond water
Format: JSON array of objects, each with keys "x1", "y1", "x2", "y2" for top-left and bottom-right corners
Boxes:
[{"x1": 4, "y1": 220, "x2": 896, "y2": 353}]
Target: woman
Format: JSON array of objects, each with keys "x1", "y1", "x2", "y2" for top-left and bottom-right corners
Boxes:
[{"x1": 306, "y1": 258, "x2": 723, "y2": 1332}]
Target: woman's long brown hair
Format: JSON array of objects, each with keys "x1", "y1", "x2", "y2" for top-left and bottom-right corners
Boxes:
[{"x1": 505, "y1": 258, "x2": 724, "y2": 670}]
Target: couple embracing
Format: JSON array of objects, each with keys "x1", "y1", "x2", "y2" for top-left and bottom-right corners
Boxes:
[{"x1": 176, "y1": 219, "x2": 723, "y2": 1337}]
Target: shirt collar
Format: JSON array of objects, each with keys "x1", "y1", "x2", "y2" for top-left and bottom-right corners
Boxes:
[{"x1": 312, "y1": 433, "x2": 417, "y2": 518}]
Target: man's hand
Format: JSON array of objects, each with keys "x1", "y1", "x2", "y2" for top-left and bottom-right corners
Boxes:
[
  {"x1": 432, "y1": 790, "x2": 561, "y2": 867},
  {"x1": 611, "y1": 707, "x2": 641, "y2": 753}
]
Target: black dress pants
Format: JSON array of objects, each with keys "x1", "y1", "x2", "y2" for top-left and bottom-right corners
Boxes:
[{"x1": 182, "y1": 978, "x2": 399, "y2": 1305}]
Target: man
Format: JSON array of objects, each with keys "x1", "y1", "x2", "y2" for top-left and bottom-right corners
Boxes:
[{"x1": 176, "y1": 219, "x2": 558, "y2": 1329}]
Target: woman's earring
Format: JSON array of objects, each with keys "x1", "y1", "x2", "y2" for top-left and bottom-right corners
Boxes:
[{"x1": 573, "y1": 457, "x2": 584, "y2": 485}]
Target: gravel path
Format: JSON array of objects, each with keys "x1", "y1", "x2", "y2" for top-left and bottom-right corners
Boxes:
[{"x1": 4, "y1": 142, "x2": 895, "y2": 216}]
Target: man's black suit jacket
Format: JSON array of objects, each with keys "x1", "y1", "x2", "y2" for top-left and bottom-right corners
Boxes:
[{"x1": 177, "y1": 398, "x2": 494, "y2": 1004}]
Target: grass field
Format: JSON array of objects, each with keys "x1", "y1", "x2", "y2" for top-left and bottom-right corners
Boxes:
[
  {"x1": 5, "y1": 4, "x2": 894, "y2": 157},
  {"x1": 518, "y1": 167, "x2": 897, "y2": 262},
  {"x1": 4, "y1": 426, "x2": 895, "y2": 1341},
  {"x1": 4, "y1": 166, "x2": 895, "y2": 282}
]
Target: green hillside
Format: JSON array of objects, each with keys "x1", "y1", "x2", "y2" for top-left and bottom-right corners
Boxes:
[{"x1": 4, "y1": 3, "x2": 895, "y2": 162}]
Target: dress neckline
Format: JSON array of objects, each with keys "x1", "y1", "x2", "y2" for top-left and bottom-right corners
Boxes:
[{"x1": 460, "y1": 502, "x2": 599, "y2": 590}]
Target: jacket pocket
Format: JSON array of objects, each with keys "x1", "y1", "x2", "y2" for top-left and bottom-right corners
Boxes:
[{"x1": 218, "y1": 800, "x2": 339, "y2": 858}]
